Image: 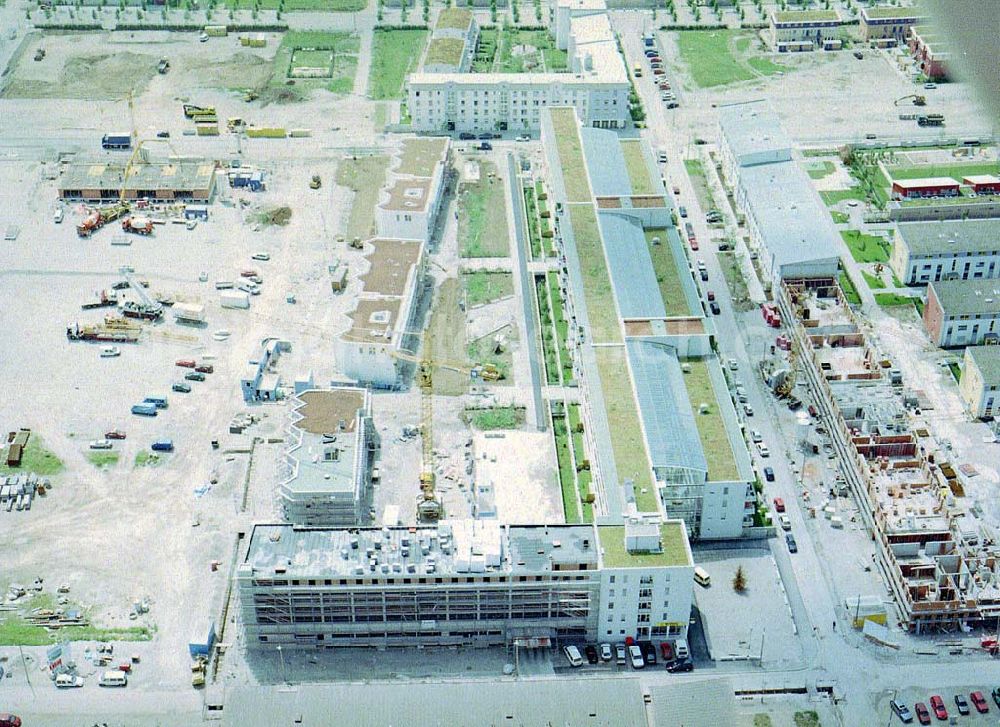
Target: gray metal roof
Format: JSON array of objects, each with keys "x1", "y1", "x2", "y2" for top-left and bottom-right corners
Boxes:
[
  {"x1": 718, "y1": 101, "x2": 792, "y2": 167},
  {"x1": 626, "y1": 339, "x2": 708, "y2": 479},
  {"x1": 930, "y1": 277, "x2": 1000, "y2": 316},
  {"x1": 737, "y1": 160, "x2": 842, "y2": 275},
  {"x1": 599, "y1": 212, "x2": 667, "y2": 319},
  {"x1": 580, "y1": 127, "x2": 633, "y2": 197},
  {"x1": 222, "y1": 679, "x2": 648, "y2": 727},
  {"x1": 966, "y1": 345, "x2": 1000, "y2": 384},
  {"x1": 897, "y1": 219, "x2": 1000, "y2": 257}
]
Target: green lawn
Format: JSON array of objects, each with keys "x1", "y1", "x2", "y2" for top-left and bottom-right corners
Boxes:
[
  {"x1": 552, "y1": 410, "x2": 580, "y2": 524},
  {"x1": 523, "y1": 186, "x2": 543, "y2": 259},
  {"x1": 548, "y1": 272, "x2": 574, "y2": 385},
  {"x1": 621, "y1": 140, "x2": 656, "y2": 195},
  {"x1": 599, "y1": 523, "x2": 690, "y2": 567},
  {"x1": 468, "y1": 323, "x2": 515, "y2": 384},
  {"x1": 268, "y1": 31, "x2": 359, "y2": 98},
  {"x1": 466, "y1": 406, "x2": 524, "y2": 429},
  {"x1": 227, "y1": 0, "x2": 365, "y2": 8},
  {"x1": 463, "y1": 271, "x2": 513, "y2": 307},
  {"x1": 839, "y1": 271, "x2": 861, "y2": 305},
  {"x1": 535, "y1": 275, "x2": 561, "y2": 386},
  {"x1": 683, "y1": 159, "x2": 714, "y2": 214},
  {"x1": 87, "y1": 451, "x2": 120, "y2": 468},
  {"x1": 458, "y1": 162, "x2": 509, "y2": 257},
  {"x1": 336, "y1": 155, "x2": 389, "y2": 241},
  {"x1": 472, "y1": 27, "x2": 499, "y2": 72},
  {"x1": 595, "y1": 347, "x2": 656, "y2": 512},
  {"x1": 568, "y1": 204, "x2": 620, "y2": 344},
  {"x1": 806, "y1": 161, "x2": 836, "y2": 180},
  {"x1": 646, "y1": 228, "x2": 691, "y2": 317},
  {"x1": 841, "y1": 230, "x2": 890, "y2": 263},
  {"x1": 567, "y1": 403, "x2": 592, "y2": 522},
  {"x1": 425, "y1": 37, "x2": 465, "y2": 67},
  {"x1": 292, "y1": 48, "x2": 334, "y2": 69},
  {"x1": 830, "y1": 210, "x2": 850, "y2": 224},
  {"x1": 134, "y1": 450, "x2": 164, "y2": 468},
  {"x1": 719, "y1": 251, "x2": 754, "y2": 312},
  {"x1": 793, "y1": 711, "x2": 821, "y2": 727},
  {"x1": 875, "y1": 292, "x2": 915, "y2": 307},
  {"x1": 496, "y1": 29, "x2": 567, "y2": 73},
  {"x1": 861, "y1": 271, "x2": 886, "y2": 290},
  {"x1": 819, "y1": 188, "x2": 866, "y2": 206},
  {"x1": 0, "y1": 437, "x2": 64, "y2": 476},
  {"x1": 551, "y1": 108, "x2": 590, "y2": 203},
  {"x1": 887, "y1": 161, "x2": 1000, "y2": 184},
  {"x1": 681, "y1": 359, "x2": 738, "y2": 482},
  {"x1": 369, "y1": 28, "x2": 428, "y2": 100},
  {"x1": 678, "y1": 30, "x2": 754, "y2": 88}
]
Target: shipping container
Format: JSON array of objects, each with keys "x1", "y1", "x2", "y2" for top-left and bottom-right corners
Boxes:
[
  {"x1": 288, "y1": 129, "x2": 312, "y2": 138},
  {"x1": 102, "y1": 133, "x2": 132, "y2": 150},
  {"x1": 189, "y1": 618, "x2": 217, "y2": 658},
  {"x1": 131, "y1": 403, "x2": 158, "y2": 417},
  {"x1": 220, "y1": 290, "x2": 250, "y2": 309},
  {"x1": 203, "y1": 24, "x2": 228, "y2": 36},
  {"x1": 246, "y1": 126, "x2": 287, "y2": 139},
  {"x1": 173, "y1": 302, "x2": 206, "y2": 323},
  {"x1": 151, "y1": 439, "x2": 174, "y2": 452}
]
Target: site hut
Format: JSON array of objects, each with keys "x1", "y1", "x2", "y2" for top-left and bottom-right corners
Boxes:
[
  {"x1": 965, "y1": 175, "x2": 1000, "y2": 196},
  {"x1": 423, "y1": 8, "x2": 478, "y2": 73},
  {"x1": 406, "y1": 0, "x2": 629, "y2": 133},
  {"x1": 240, "y1": 338, "x2": 290, "y2": 403},
  {"x1": 923, "y1": 278, "x2": 1000, "y2": 348},
  {"x1": 859, "y1": 6, "x2": 926, "y2": 45},
  {"x1": 278, "y1": 387, "x2": 377, "y2": 528},
  {"x1": 890, "y1": 220, "x2": 1000, "y2": 286},
  {"x1": 58, "y1": 159, "x2": 216, "y2": 201},
  {"x1": 909, "y1": 26, "x2": 949, "y2": 80},
  {"x1": 890, "y1": 177, "x2": 960, "y2": 201},
  {"x1": 768, "y1": 9, "x2": 842, "y2": 53},
  {"x1": 959, "y1": 345, "x2": 1000, "y2": 419},
  {"x1": 718, "y1": 102, "x2": 841, "y2": 286},
  {"x1": 236, "y1": 517, "x2": 693, "y2": 649},
  {"x1": 540, "y1": 106, "x2": 756, "y2": 540}
]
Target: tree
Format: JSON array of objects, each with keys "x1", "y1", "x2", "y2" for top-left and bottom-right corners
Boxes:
[{"x1": 733, "y1": 565, "x2": 747, "y2": 593}]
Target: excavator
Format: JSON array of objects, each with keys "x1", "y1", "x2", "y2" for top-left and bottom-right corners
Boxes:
[{"x1": 894, "y1": 94, "x2": 927, "y2": 106}]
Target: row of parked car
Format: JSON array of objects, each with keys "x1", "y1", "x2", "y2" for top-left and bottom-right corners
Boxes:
[
  {"x1": 563, "y1": 640, "x2": 692, "y2": 672},
  {"x1": 892, "y1": 690, "x2": 995, "y2": 723}
]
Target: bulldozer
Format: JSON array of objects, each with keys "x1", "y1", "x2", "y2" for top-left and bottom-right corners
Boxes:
[{"x1": 310, "y1": 174, "x2": 322, "y2": 190}]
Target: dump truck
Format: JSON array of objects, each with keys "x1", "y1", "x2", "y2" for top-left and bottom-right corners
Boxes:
[
  {"x1": 203, "y1": 24, "x2": 228, "y2": 37},
  {"x1": 195, "y1": 123, "x2": 220, "y2": 136},
  {"x1": 76, "y1": 203, "x2": 129, "y2": 238},
  {"x1": 157, "y1": 58, "x2": 170, "y2": 74},
  {"x1": 102, "y1": 132, "x2": 132, "y2": 150},
  {"x1": 121, "y1": 216, "x2": 153, "y2": 235},
  {"x1": 918, "y1": 114, "x2": 945, "y2": 127},
  {"x1": 245, "y1": 126, "x2": 286, "y2": 139},
  {"x1": 183, "y1": 104, "x2": 216, "y2": 118}
]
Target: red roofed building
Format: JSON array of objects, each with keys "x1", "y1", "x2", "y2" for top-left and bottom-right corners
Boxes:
[
  {"x1": 891, "y1": 177, "x2": 960, "y2": 200},
  {"x1": 964, "y1": 175, "x2": 1000, "y2": 196}
]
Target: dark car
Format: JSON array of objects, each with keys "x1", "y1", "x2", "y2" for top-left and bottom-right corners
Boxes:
[
  {"x1": 172, "y1": 382, "x2": 192, "y2": 393},
  {"x1": 584, "y1": 645, "x2": 599, "y2": 664},
  {"x1": 914, "y1": 702, "x2": 930, "y2": 725},
  {"x1": 764, "y1": 466, "x2": 775, "y2": 482},
  {"x1": 993, "y1": 687, "x2": 1000, "y2": 709},
  {"x1": 970, "y1": 691, "x2": 988, "y2": 713},
  {"x1": 665, "y1": 659, "x2": 693, "y2": 673},
  {"x1": 480, "y1": 141, "x2": 493, "y2": 151},
  {"x1": 0, "y1": 714, "x2": 22, "y2": 727},
  {"x1": 785, "y1": 533, "x2": 798, "y2": 553},
  {"x1": 890, "y1": 699, "x2": 913, "y2": 723},
  {"x1": 195, "y1": 364, "x2": 214, "y2": 374},
  {"x1": 185, "y1": 371, "x2": 206, "y2": 382},
  {"x1": 458, "y1": 132, "x2": 476, "y2": 140},
  {"x1": 929, "y1": 695, "x2": 947, "y2": 720},
  {"x1": 853, "y1": 50, "x2": 864, "y2": 59},
  {"x1": 156, "y1": 130, "x2": 170, "y2": 138},
  {"x1": 953, "y1": 695, "x2": 969, "y2": 716},
  {"x1": 709, "y1": 301, "x2": 721, "y2": 316},
  {"x1": 478, "y1": 132, "x2": 494, "y2": 140},
  {"x1": 105, "y1": 430, "x2": 127, "y2": 440},
  {"x1": 678, "y1": 206, "x2": 687, "y2": 218}
]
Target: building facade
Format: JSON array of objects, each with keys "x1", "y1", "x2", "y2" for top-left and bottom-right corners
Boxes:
[
  {"x1": 768, "y1": 9, "x2": 841, "y2": 52},
  {"x1": 891, "y1": 220, "x2": 1000, "y2": 286},
  {"x1": 237, "y1": 518, "x2": 693, "y2": 649},
  {"x1": 891, "y1": 177, "x2": 960, "y2": 200},
  {"x1": 960, "y1": 346, "x2": 1000, "y2": 419},
  {"x1": 859, "y1": 6, "x2": 925, "y2": 42},
  {"x1": 924, "y1": 278, "x2": 1000, "y2": 348}
]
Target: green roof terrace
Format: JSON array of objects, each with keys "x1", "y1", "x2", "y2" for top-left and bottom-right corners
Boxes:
[
  {"x1": 681, "y1": 359, "x2": 738, "y2": 482},
  {"x1": 598, "y1": 522, "x2": 692, "y2": 568}
]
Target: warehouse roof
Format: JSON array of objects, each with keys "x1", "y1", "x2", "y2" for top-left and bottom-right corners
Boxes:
[
  {"x1": 966, "y1": 346, "x2": 1000, "y2": 385},
  {"x1": 59, "y1": 159, "x2": 215, "y2": 191},
  {"x1": 930, "y1": 278, "x2": 1000, "y2": 317},
  {"x1": 897, "y1": 219, "x2": 1000, "y2": 256},
  {"x1": 718, "y1": 101, "x2": 792, "y2": 167}
]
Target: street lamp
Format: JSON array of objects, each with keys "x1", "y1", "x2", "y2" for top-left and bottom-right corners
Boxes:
[{"x1": 277, "y1": 644, "x2": 288, "y2": 685}]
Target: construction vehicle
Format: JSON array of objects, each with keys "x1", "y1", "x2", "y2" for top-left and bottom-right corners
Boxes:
[
  {"x1": 894, "y1": 94, "x2": 926, "y2": 106},
  {"x1": 243, "y1": 89, "x2": 258, "y2": 102},
  {"x1": 918, "y1": 113, "x2": 945, "y2": 127},
  {"x1": 310, "y1": 174, "x2": 322, "y2": 190},
  {"x1": 34, "y1": 48, "x2": 45, "y2": 61},
  {"x1": 76, "y1": 203, "x2": 129, "y2": 238},
  {"x1": 102, "y1": 132, "x2": 132, "y2": 150},
  {"x1": 191, "y1": 657, "x2": 207, "y2": 688},
  {"x1": 227, "y1": 117, "x2": 246, "y2": 132},
  {"x1": 157, "y1": 58, "x2": 170, "y2": 74},
  {"x1": 120, "y1": 271, "x2": 164, "y2": 320},
  {"x1": 66, "y1": 322, "x2": 140, "y2": 343},
  {"x1": 121, "y1": 216, "x2": 153, "y2": 235},
  {"x1": 182, "y1": 104, "x2": 216, "y2": 119}
]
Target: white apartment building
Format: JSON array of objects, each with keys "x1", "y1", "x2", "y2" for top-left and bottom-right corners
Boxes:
[
  {"x1": 406, "y1": 0, "x2": 629, "y2": 133},
  {"x1": 237, "y1": 517, "x2": 693, "y2": 649},
  {"x1": 891, "y1": 220, "x2": 1000, "y2": 286},
  {"x1": 768, "y1": 9, "x2": 841, "y2": 52}
]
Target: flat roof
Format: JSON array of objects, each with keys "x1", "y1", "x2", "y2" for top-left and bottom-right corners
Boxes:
[
  {"x1": 599, "y1": 213, "x2": 666, "y2": 319},
  {"x1": 382, "y1": 176, "x2": 432, "y2": 212},
  {"x1": 59, "y1": 159, "x2": 215, "y2": 191},
  {"x1": 681, "y1": 359, "x2": 738, "y2": 482},
  {"x1": 863, "y1": 6, "x2": 924, "y2": 20},
  {"x1": 966, "y1": 346, "x2": 1000, "y2": 385},
  {"x1": 295, "y1": 389, "x2": 365, "y2": 435},
  {"x1": 435, "y1": 7, "x2": 474, "y2": 31},
  {"x1": 964, "y1": 175, "x2": 1000, "y2": 185},
  {"x1": 551, "y1": 108, "x2": 592, "y2": 204},
  {"x1": 425, "y1": 37, "x2": 466, "y2": 68},
  {"x1": 718, "y1": 101, "x2": 792, "y2": 167},
  {"x1": 598, "y1": 522, "x2": 692, "y2": 568},
  {"x1": 930, "y1": 278, "x2": 1000, "y2": 317},
  {"x1": 396, "y1": 137, "x2": 448, "y2": 178},
  {"x1": 893, "y1": 177, "x2": 961, "y2": 188},
  {"x1": 773, "y1": 9, "x2": 839, "y2": 23},
  {"x1": 243, "y1": 521, "x2": 598, "y2": 579},
  {"x1": 343, "y1": 298, "x2": 403, "y2": 344},
  {"x1": 360, "y1": 238, "x2": 422, "y2": 297},
  {"x1": 580, "y1": 127, "x2": 631, "y2": 197},
  {"x1": 897, "y1": 219, "x2": 1000, "y2": 256},
  {"x1": 557, "y1": 0, "x2": 606, "y2": 10}
]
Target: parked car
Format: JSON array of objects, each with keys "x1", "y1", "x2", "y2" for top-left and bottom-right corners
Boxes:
[
  {"x1": 678, "y1": 206, "x2": 687, "y2": 218},
  {"x1": 666, "y1": 102, "x2": 679, "y2": 109},
  {"x1": 640, "y1": 641, "x2": 657, "y2": 666},
  {"x1": 89, "y1": 439, "x2": 113, "y2": 450},
  {"x1": 172, "y1": 382, "x2": 192, "y2": 393},
  {"x1": 105, "y1": 430, "x2": 126, "y2": 440},
  {"x1": 615, "y1": 643, "x2": 627, "y2": 665},
  {"x1": 709, "y1": 301, "x2": 720, "y2": 315},
  {"x1": 151, "y1": 439, "x2": 174, "y2": 452},
  {"x1": 706, "y1": 290, "x2": 716, "y2": 302},
  {"x1": 970, "y1": 691, "x2": 988, "y2": 713},
  {"x1": 779, "y1": 514, "x2": 792, "y2": 531},
  {"x1": 750, "y1": 430, "x2": 763, "y2": 443},
  {"x1": 785, "y1": 533, "x2": 798, "y2": 553},
  {"x1": 992, "y1": 687, "x2": 1000, "y2": 709},
  {"x1": 600, "y1": 643, "x2": 612, "y2": 662},
  {"x1": 176, "y1": 359, "x2": 196, "y2": 368},
  {"x1": 763, "y1": 466, "x2": 774, "y2": 482},
  {"x1": 0, "y1": 714, "x2": 22, "y2": 727},
  {"x1": 743, "y1": 403, "x2": 754, "y2": 417},
  {"x1": 458, "y1": 132, "x2": 476, "y2": 140},
  {"x1": 563, "y1": 645, "x2": 583, "y2": 667},
  {"x1": 515, "y1": 134, "x2": 531, "y2": 142},
  {"x1": 185, "y1": 371, "x2": 206, "y2": 382},
  {"x1": 913, "y1": 702, "x2": 930, "y2": 725},
  {"x1": 628, "y1": 644, "x2": 645, "y2": 669},
  {"x1": 100, "y1": 346, "x2": 121, "y2": 358},
  {"x1": 477, "y1": 132, "x2": 494, "y2": 140},
  {"x1": 757, "y1": 442, "x2": 770, "y2": 457},
  {"x1": 853, "y1": 50, "x2": 863, "y2": 59},
  {"x1": 890, "y1": 699, "x2": 913, "y2": 723},
  {"x1": 923, "y1": 82, "x2": 937, "y2": 89},
  {"x1": 195, "y1": 364, "x2": 214, "y2": 374},
  {"x1": 929, "y1": 695, "x2": 947, "y2": 720},
  {"x1": 665, "y1": 659, "x2": 693, "y2": 673},
  {"x1": 156, "y1": 130, "x2": 170, "y2": 138},
  {"x1": 251, "y1": 253, "x2": 270, "y2": 261},
  {"x1": 659, "y1": 642, "x2": 673, "y2": 661},
  {"x1": 773, "y1": 497, "x2": 785, "y2": 512},
  {"x1": 55, "y1": 674, "x2": 84, "y2": 688},
  {"x1": 953, "y1": 695, "x2": 969, "y2": 716},
  {"x1": 479, "y1": 141, "x2": 493, "y2": 151},
  {"x1": 585, "y1": 645, "x2": 599, "y2": 664}
]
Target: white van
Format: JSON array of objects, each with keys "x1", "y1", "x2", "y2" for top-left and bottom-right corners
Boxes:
[
  {"x1": 563, "y1": 645, "x2": 583, "y2": 667},
  {"x1": 53, "y1": 207, "x2": 64, "y2": 224},
  {"x1": 628, "y1": 644, "x2": 645, "y2": 669},
  {"x1": 657, "y1": 148, "x2": 668, "y2": 163},
  {"x1": 99, "y1": 670, "x2": 127, "y2": 687},
  {"x1": 55, "y1": 673, "x2": 84, "y2": 688},
  {"x1": 674, "y1": 638, "x2": 689, "y2": 660},
  {"x1": 693, "y1": 567, "x2": 711, "y2": 587}
]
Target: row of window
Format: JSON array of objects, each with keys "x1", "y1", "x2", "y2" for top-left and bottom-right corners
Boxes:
[{"x1": 251, "y1": 574, "x2": 594, "y2": 587}]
